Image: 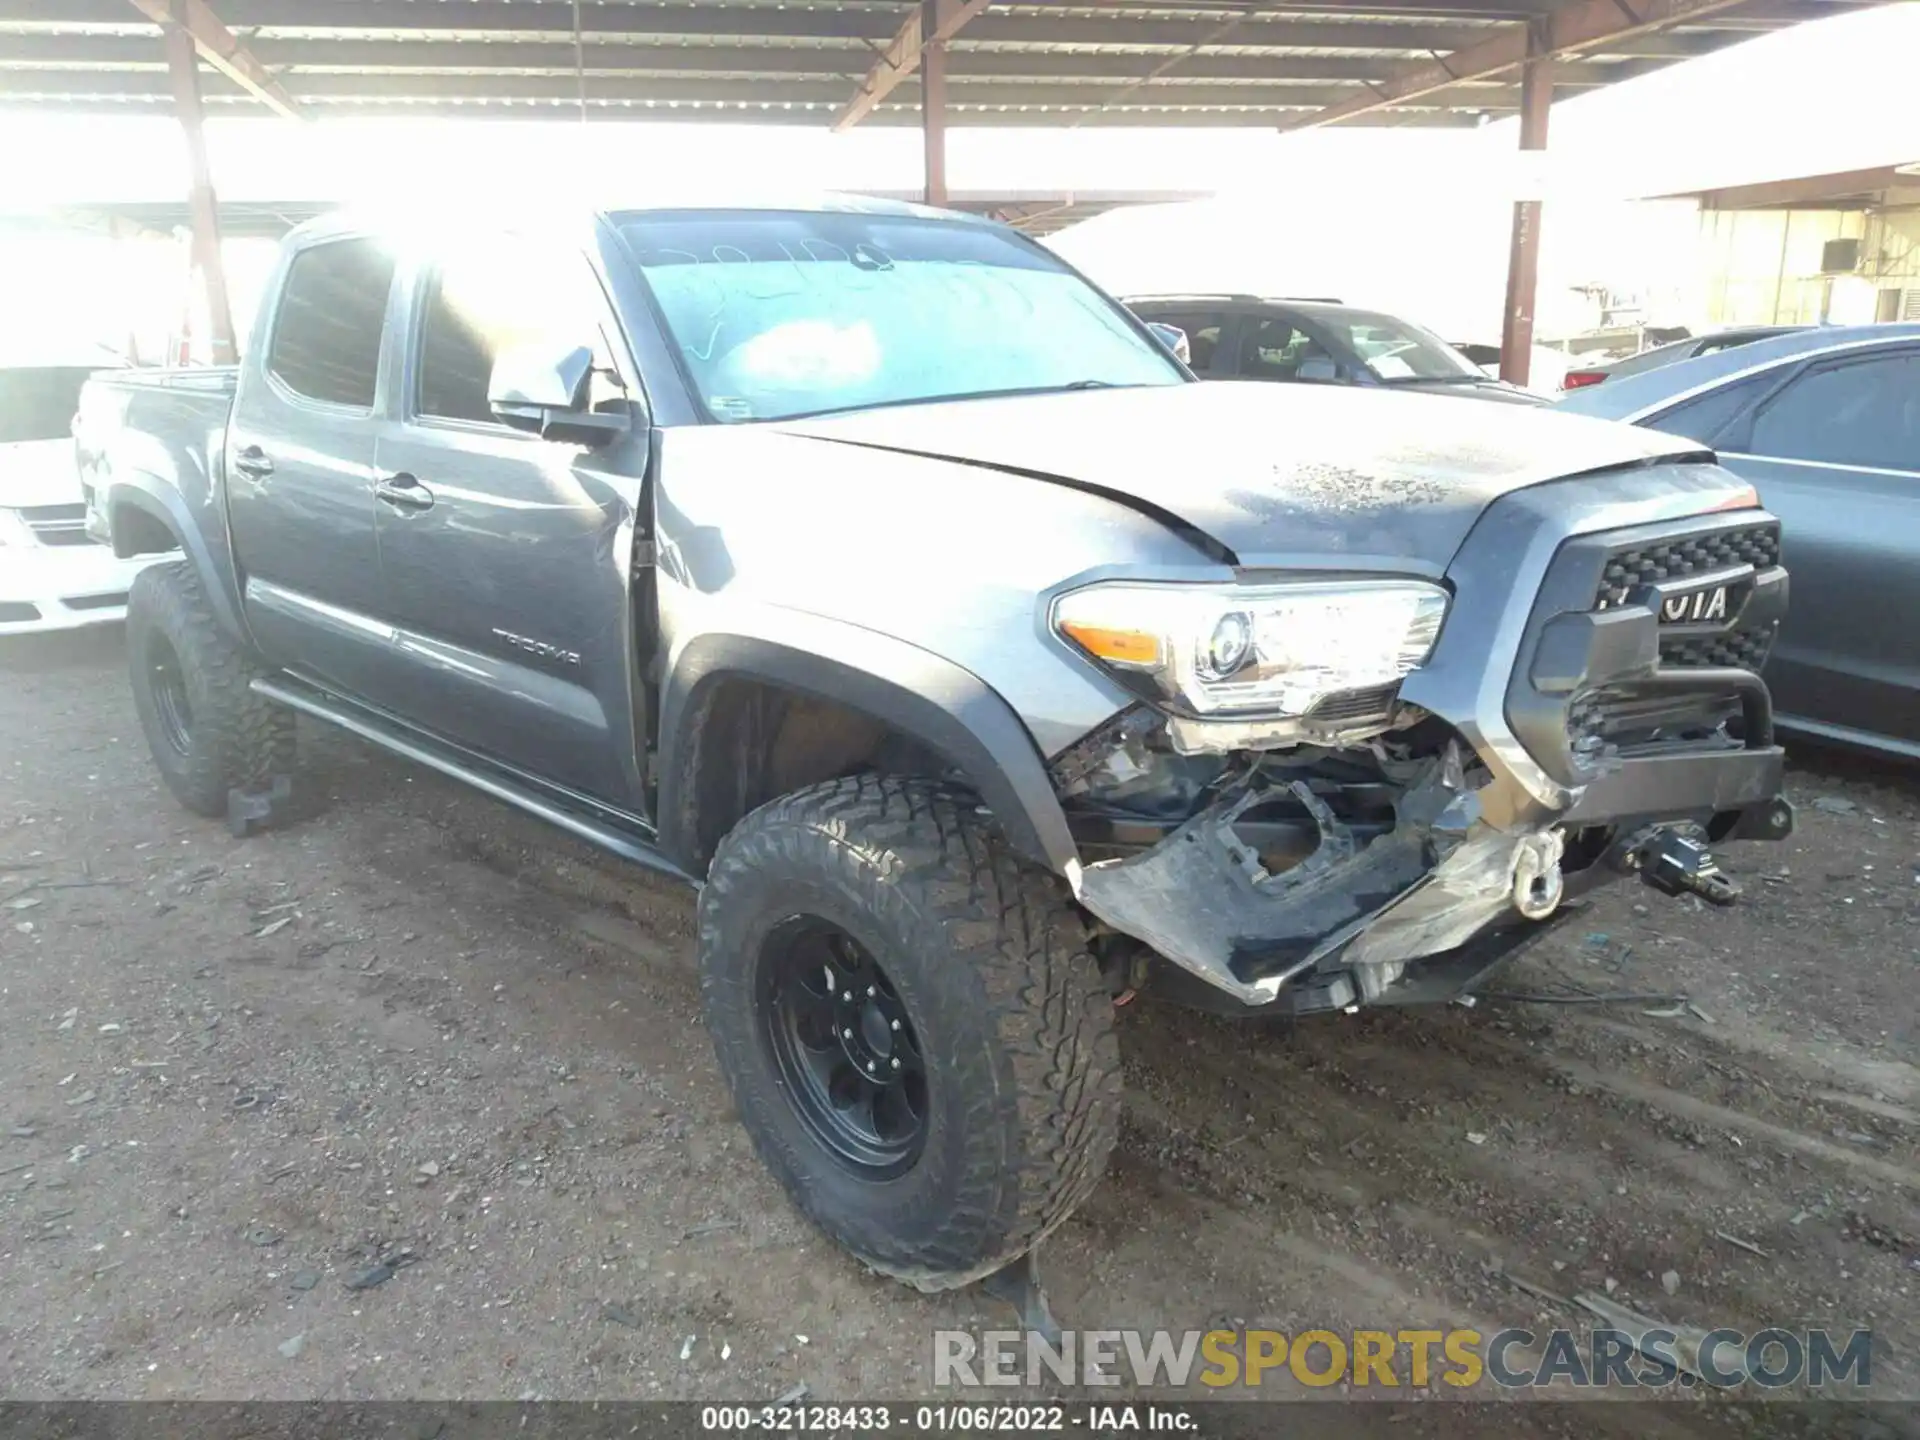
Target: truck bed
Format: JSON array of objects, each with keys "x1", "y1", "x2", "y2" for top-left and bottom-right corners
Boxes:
[
  {"x1": 75, "y1": 365, "x2": 240, "y2": 571},
  {"x1": 76, "y1": 365, "x2": 238, "y2": 451},
  {"x1": 89, "y1": 365, "x2": 240, "y2": 397},
  {"x1": 75, "y1": 366, "x2": 238, "y2": 462}
]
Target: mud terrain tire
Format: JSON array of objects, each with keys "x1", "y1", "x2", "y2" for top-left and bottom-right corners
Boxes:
[
  {"x1": 127, "y1": 562, "x2": 294, "y2": 817},
  {"x1": 699, "y1": 775, "x2": 1122, "y2": 1290}
]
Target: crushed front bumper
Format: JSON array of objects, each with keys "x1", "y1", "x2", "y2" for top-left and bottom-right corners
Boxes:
[
  {"x1": 1075, "y1": 740, "x2": 1788, "y2": 1010},
  {"x1": 1071, "y1": 485, "x2": 1794, "y2": 1013}
]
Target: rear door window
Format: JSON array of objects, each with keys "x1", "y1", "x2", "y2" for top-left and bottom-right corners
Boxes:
[
  {"x1": 1316, "y1": 312, "x2": 1481, "y2": 381},
  {"x1": 1744, "y1": 351, "x2": 1920, "y2": 472},
  {"x1": 1140, "y1": 311, "x2": 1227, "y2": 371},
  {"x1": 267, "y1": 239, "x2": 396, "y2": 410},
  {"x1": 1645, "y1": 374, "x2": 1772, "y2": 446},
  {"x1": 1237, "y1": 317, "x2": 1311, "y2": 379}
]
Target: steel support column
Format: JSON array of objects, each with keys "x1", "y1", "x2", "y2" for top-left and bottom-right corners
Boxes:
[
  {"x1": 163, "y1": 8, "x2": 237, "y2": 364},
  {"x1": 921, "y1": 0, "x2": 948, "y2": 208},
  {"x1": 1498, "y1": 21, "x2": 1552, "y2": 389}
]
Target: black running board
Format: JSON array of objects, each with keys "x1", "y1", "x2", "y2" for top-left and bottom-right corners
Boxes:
[{"x1": 251, "y1": 675, "x2": 698, "y2": 888}]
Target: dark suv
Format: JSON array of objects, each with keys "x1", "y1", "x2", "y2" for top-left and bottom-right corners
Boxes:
[{"x1": 1127, "y1": 294, "x2": 1539, "y2": 404}]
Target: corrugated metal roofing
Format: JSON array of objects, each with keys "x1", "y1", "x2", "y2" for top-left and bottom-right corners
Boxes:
[
  {"x1": 2, "y1": 188, "x2": 1209, "y2": 236},
  {"x1": 0, "y1": 0, "x2": 1883, "y2": 126}
]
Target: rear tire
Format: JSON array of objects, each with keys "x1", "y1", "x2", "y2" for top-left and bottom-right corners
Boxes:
[
  {"x1": 699, "y1": 775, "x2": 1122, "y2": 1291},
  {"x1": 126, "y1": 562, "x2": 294, "y2": 817}
]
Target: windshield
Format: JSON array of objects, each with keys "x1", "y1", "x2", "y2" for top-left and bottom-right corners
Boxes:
[
  {"x1": 1315, "y1": 311, "x2": 1483, "y2": 383},
  {"x1": 0, "y1": 366, "x2": 96, "y2": 444},
  {"x1": 616, "y1": 211, "x2": 1185, "y2": 422}
]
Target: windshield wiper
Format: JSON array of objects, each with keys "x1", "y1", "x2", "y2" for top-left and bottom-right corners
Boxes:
[
  {"x1": 1060, "y1": 378, "x2": 1122, "y2": 390},
  {"x1": 1378, "y1": 373, "x2": 1493, "y2": 385}
]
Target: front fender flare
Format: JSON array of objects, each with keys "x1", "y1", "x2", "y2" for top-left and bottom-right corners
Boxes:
[{"x1": 657, "y1": 620, "x2": 1079, "y2": 879}]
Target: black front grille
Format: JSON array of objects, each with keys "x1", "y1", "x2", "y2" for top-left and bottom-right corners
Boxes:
[
  {"x1": 1306, "y1": 682, "x2": 1400, "y2": 725},
  {"x1": 65, "y1": 592, "x2": 128, "y2": 612},
  {"x1": 1594, "y1": 521, "x2": 1781, "y2": 610},
  {"x1": 0, "y1": 602, "x2": 43, "y2": 623},
  {"x1": 1569, "y1": 687, "x2": 1741, "y2": 760},
  {"x1": 16, "y1": 503, "x2": 87, "y2": 523},
  {"x1": 1661, "y1": 627, "x2": 1775, "y2": 671},
  {"x1": 31, "y1": 527, "x2": 96, "y2": 548},
  {"x1": 1515, "y1": 514, "x2": 1785, "y2": 783},
  {"x1": 17, "y1": 503, "x2": 97, "y2": 550}
]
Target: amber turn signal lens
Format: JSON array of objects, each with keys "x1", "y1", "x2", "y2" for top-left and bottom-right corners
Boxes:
[{"x1": 1058, "y1": 620, "x2": 1162, "y2": 667}]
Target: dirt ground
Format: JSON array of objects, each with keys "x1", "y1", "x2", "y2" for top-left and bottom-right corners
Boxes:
[{"x1": 2, "y1": 626, "x2": 1916, "y2": 1432}]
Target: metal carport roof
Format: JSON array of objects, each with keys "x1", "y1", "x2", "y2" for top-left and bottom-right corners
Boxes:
[
  {"x1": 0, "y1": 0, "x2": 1886, "y2": 128},
  {"x1": 2, "y1": 0, "x2": 1889, "y2": 381},
  {"x1": 3, "y1": 189, "x2": 1210, "y2": 237}
]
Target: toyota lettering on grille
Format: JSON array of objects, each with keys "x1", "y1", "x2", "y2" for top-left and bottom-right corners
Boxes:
[{"x1": 1660, "y1": 584, "x2": 1733, "y2": 625}]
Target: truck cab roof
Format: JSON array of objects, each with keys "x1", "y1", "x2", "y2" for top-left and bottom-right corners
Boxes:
[{"x1": 282, "y1": 190, "x2": 973, "y2": 252}]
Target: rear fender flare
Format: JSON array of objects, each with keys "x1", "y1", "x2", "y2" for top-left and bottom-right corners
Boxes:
[
  {"x1": 104, "y1": 480, "x2": 247, "y2": 641},
  {"x1": 656, "y1": 622, "x2": 1079, "y2": 879}
]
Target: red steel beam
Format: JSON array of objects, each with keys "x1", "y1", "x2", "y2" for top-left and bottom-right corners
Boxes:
[
  {"x1": 127, "y1": 0, "x2": 304, "y2": 119},
  {"x1": 163, "y1": 15, "x2": 238, "y2": 362},
  {"x1": 921, "y1": 0, "x2": 949, "y2": 206},
  {"x1": 835, "y1": 0, "x2": 991, "y2": 133},
  {"x1": 1498, "y1": 22, "x2": 1553, "y2": 388},
  {"x1": 1283, "y1": 0, "x2": 1754, "y2": 129}
]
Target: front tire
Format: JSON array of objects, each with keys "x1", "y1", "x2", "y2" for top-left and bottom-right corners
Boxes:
[
  {"x1": 699, "y1": 775, "x2": 1122, "y2": 1291},
  {"x1": 126, "y1": 562, "x2": 294, "y2": 817}
]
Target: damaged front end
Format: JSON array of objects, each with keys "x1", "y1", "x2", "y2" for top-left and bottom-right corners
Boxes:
[
  {"x1": 1050, "y1": 494, "x2": 1796, "y2": 1016},
  {"x1": 1059, "y1": 707, "x2": 1570, "y2": 1012}
]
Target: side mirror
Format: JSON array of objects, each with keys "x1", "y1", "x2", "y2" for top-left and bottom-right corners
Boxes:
[
  {"x1": 488, "y1": 341, "x2": 627, "y2": 447},
  {"x1": 1146, "y1": 322, "x2": 1191, "y2": 366}
]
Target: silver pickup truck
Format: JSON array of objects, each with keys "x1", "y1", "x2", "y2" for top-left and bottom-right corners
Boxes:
[{"x1": 76, "y1": 196, "x2": 1792, "y2": 1300}]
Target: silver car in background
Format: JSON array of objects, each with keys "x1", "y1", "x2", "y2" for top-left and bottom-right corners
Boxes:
[
  {"x1": 1558, "y1": 325, "x2": 1806, "y2": 392},
  {"x1": 1559, "y1": 324, "x2": 1920, "y2": 759}
]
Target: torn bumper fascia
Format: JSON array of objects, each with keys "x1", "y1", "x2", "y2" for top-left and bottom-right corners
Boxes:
[
  {"x1": 1072, "y1": 743, "x2": 1785, "y2": 1011},
  {"x1": 1074, "y1": 754, "x2": 1567, "y2": 1008}
]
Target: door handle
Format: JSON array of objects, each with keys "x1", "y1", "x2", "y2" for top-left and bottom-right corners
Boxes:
[
  {"x1": 374, "y1": 472, "x2": 435, "y2": 511},
  {"x1": 232, "y1": 445, "x2": 274, "y2": 480}
]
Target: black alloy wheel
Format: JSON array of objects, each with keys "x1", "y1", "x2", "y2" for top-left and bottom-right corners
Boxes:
[
  {"x1": 758, "y1": 916, "x2": 928, "y2": 1178},
  {"x1": 146, "y1": 630, "x2": 195, "y2": 757}
]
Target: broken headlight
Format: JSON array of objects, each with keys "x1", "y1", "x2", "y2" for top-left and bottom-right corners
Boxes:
[{"x1": 1051, "y1": 579, "x2": 1448, "y2": 719}]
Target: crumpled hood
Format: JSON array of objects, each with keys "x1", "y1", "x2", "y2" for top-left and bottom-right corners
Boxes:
[
  {"x1": 0, "y1": 438, "x2": 83, "y2": 510},
  {"x1": 772, "y1": 382, "x2": 1708, "y2": 567}
]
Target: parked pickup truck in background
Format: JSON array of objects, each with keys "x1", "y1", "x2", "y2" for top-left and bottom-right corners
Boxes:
[{"x1": 77, "y1": 196, "x2": 1796, "y2": 1301}]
